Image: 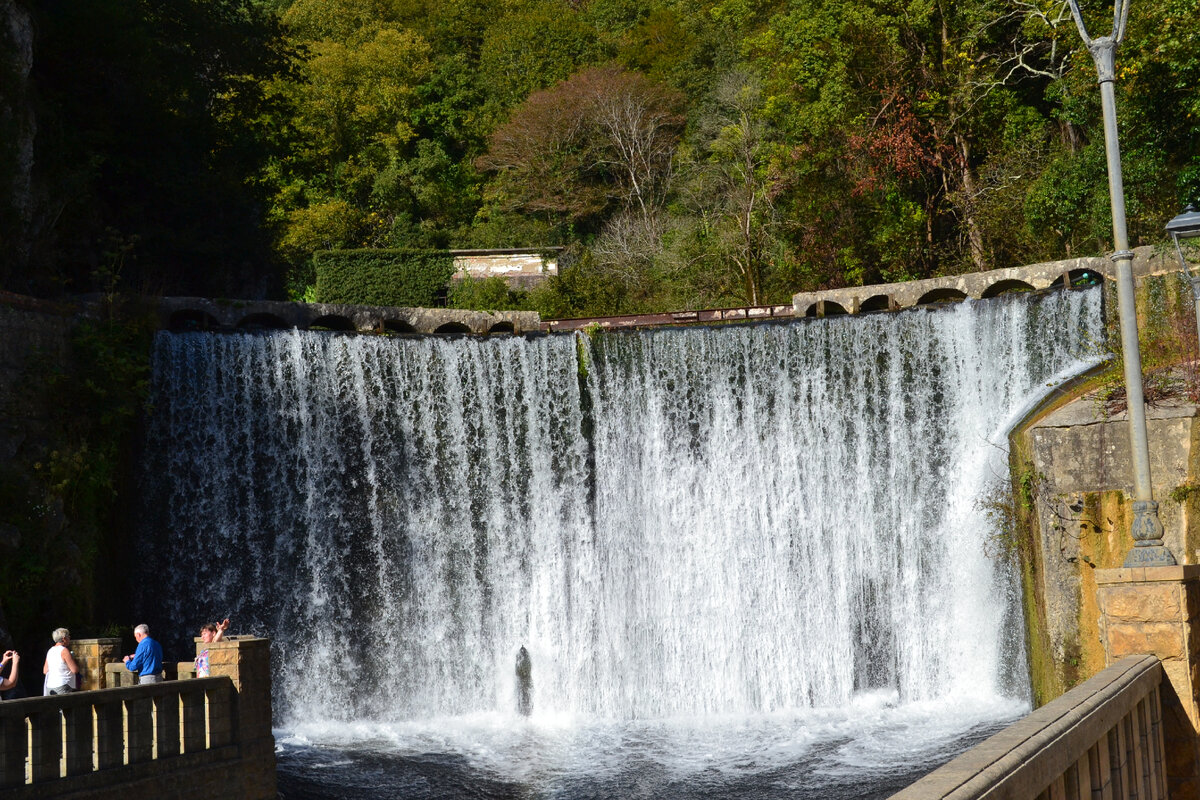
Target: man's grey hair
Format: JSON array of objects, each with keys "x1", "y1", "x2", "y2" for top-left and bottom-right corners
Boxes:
[
  {"x1": 134, "y1": 624, "x2": 149, "y2": 636},
  {"x1": 52, "y1": 627, "x2": 70, "y2": 644}
]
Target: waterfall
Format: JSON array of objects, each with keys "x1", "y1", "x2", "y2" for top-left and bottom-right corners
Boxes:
[{"x1": 138, "y1": 288, "x2": 1102, "y2": 724}]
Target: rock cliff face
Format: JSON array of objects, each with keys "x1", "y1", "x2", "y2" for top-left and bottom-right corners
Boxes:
[{"x1": 0, "y1": 0, "x2": 35, "y2": 279}]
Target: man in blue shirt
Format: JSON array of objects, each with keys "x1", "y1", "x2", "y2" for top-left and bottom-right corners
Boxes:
[{"x1": 122, "y1": 623, "x2": 164, "y2": 684}]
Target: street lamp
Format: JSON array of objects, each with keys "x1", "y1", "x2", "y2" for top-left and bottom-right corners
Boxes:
[
  {"x1": 1167, "y1": 204, "x2": 1200, "y2": 354},
  {"x1": 1066, "y1": 0, "x2": 1176, "y2": 566}
]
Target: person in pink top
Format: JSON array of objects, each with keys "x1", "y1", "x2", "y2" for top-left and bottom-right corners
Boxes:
[{"x1": 194, "y1": 618, "x2": 230, "y2": 677}]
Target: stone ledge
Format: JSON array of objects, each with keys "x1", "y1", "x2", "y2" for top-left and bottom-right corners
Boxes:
[{"x1": 1096, "y1": 565, "x2": 1200, "y2": 585}]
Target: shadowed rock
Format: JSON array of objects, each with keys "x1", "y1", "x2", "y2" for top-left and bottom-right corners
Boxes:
[{"x1": 516, "y1": 646, "x2": 532, "y2": 716}]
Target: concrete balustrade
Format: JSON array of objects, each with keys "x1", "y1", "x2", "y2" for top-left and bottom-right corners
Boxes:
[
  {"x1": 890, "y1": 655, "x2": 1166, "y2": 800},
  {"x1": 0, "y1": 678, "x2": 235, "y2": 795},
  {"x1": 0, "y1": 636, "x2": 275, "y2": 799}
]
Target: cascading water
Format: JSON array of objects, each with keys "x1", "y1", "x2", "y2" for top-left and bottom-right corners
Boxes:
[{"x1": 137, "y1": 287, "x2": 1103, "y2": 798}]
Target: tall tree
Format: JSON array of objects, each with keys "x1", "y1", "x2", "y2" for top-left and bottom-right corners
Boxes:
[
  {"x1": 15, "y1": 0, "x2": 290, "y2": 297},
  {"x1": 478, "y1": 64, "x2": 686, "y2": 234},
  {"x1": 677, "y1": 75, "x2": 782, "y2": 305}
]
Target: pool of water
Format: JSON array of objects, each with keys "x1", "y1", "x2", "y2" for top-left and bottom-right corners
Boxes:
[{"x1": 274, "y1": 692, "x2": 1024, "y2": 799}]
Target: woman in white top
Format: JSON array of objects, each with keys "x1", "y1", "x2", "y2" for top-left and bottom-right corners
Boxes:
[{"x1": 43, "y1": 627, "x2": 80, "y2": 695}]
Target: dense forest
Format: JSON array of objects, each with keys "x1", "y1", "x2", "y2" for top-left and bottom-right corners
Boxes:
[{"x1": 1, "y1": 0, "x2": 1197, "y2": 316}]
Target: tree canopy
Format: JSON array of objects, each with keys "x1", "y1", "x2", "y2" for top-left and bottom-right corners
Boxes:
[{"x1": 1, "y1": 0, "x2": 1197, "y2": 312}]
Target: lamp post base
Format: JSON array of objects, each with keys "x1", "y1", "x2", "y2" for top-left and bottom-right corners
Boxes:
[{"x1": 1121, "y1": 500, "x2": 1177, "y2": 567}]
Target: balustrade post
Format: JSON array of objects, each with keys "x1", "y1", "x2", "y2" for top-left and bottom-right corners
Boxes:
[
  {"x1": 207, "y1": 679, "x2": 234, "y2": 748},
  {"x1": 105, "y1": 662, "x2": 135, "y2": 688},
  {"x1": 62, "y1": 703, "x2": 93, "y2": 776},
  {"x1": 27, "y1": 709, "x2": 61, "y2": 782},
  {"x1": 181, "y1": 685, "x2": 206, "y2": 753},
  {"x1": 93, "y1": 697, "x2": 124, "y2": 770},
  {"x1": 1096, "y1": 565, "x2": 1200, "y2": 796},
  {"x1": 155, "y1": 691, "x2": 181, "y2": 758},
  {"x1": 0, "y1": 714, "x2": 26, "y2": 788},
  {"x1": 125, "y1": 696, "x2": 154, "y2": 764},
  {"x1": 205, "y1": 637, "x2": 276, "y2": 798}
]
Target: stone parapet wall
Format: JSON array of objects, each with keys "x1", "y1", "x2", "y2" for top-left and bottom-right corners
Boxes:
[
  {"x1": 4, "y1": 637, "x2": 275, "y2": 799},
  {"x1": 890, "y1": 655, "x2": 1166, "y2": 799},
  {"x1": 1096, "y1": 567, "x2": 1200, "y2": 797},
  {"x1": 1018, "y1": 392, "x2": 1200, "y2": 705}
]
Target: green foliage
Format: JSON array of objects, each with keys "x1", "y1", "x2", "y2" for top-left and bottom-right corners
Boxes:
[
  {"x1": 313, "y1": 248, "x2": 455, "y2": 306},
  {"x1": 6, "y1": 0, "x2": 1200, "y2": 315},
  {"x1": 0, "y1": 298, "x2": 155, "y2": 658},
  {"x1": 523, "y1": 247, "x2": 628, "y2": 318},
  {"x1": 8, "y1": 0, "x2": 291, "y2": 297},
  {"x1": 477, "y1": 3, "x2": 604, "y2": 109},
  {"x1": 1170, "y1": 481, "x2": 1200, "y2": 504},
  {"x1": 448, "y1": 275, "x2": 531, "y2": 311}
]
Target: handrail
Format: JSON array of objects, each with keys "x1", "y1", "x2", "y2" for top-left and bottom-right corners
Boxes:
[
  {"x1": 890, "y1": 654, "x2": 1165, "y2": 800},
  {"x1": 0, "y1": 677, "x2": 238, "y2": 790}
]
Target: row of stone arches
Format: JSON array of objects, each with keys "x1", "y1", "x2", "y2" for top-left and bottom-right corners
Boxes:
[
  {"x1": 167, "y1": 310, "x2": 518, "y2": 335},
  {"x1": 800, "y1": 269, "x2": 1104, "y2": 318}
]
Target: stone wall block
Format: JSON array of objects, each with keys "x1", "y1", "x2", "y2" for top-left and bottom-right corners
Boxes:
[
  {"x1": 206, "y1": 648, "x2": 238, "y2": 667},
  {"x1": 72, "y1": 638, "x2": 121, "y2": 691},
  {"x1": 1100, "y1": 584, "x2": 1182, "y2": 621},
  {"x1": 1105, "y1": 621, "x2": 1185, "y2": 661}
]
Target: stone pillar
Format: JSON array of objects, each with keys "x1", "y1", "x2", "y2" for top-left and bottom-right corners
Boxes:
[
  {"x1": 205, "y1": 636, "x2": 276, "y2": 800},
  {"x1": 72, "y1": 637, "x2": 121, "y2": 690},
  {"x1": 1096, "y1": 565, "x2": 1200, "y2": 797}
]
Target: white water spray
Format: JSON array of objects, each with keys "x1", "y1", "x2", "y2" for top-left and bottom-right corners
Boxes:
[{"x1": 139, "y1": 288, "x2": 1102, "y2": 727}]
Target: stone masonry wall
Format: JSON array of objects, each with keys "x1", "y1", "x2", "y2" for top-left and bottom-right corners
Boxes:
[{"x1": 1019, "y1": 395, "x2": 1200, "y2": 703}]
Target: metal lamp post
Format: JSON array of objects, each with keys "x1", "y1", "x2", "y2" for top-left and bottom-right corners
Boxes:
[
  {"x1": 1066, "y1": 0, "x2": 1176, "y2": 566},
  {"x1": 1167, "y1": 204, "x2": 1200, "y2": 352}
]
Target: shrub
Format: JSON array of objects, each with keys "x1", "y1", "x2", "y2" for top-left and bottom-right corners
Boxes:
[{"x1": 313, "y1": 249, "x2": 454, "y2": 307}]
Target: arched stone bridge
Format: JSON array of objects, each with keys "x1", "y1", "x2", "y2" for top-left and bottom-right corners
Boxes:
[
  {"x1": 150, "y1": 247, "x2": 1178, "y2": 336},
  {"x1": 157, "y1": 296, "x2": 541, "y2": 335},
  {"x1": 790, "y1": 246, "x2": 1175, "y2": 317}
]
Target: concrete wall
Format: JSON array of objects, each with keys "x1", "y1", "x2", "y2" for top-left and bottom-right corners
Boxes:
[{"x1": 452, "y1": 248, "x2": 559, "y2": 283}]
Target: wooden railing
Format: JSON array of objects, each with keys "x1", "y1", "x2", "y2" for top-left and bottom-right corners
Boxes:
[
  {"x1": 0, "y1": 677, "x2": 238, "y2": 795},
  {"x1": 891, "y1": 654, "x2": 1166, "y2": 800}
]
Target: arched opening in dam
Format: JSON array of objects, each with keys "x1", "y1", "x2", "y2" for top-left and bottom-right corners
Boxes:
[{"x1": 135, "y1": 288, "x2": 1105, "y2": 798}]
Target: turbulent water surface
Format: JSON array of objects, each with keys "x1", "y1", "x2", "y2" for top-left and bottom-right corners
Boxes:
[{"x1": 138, "y1": 288, "x2": 1103, "y2": 798}]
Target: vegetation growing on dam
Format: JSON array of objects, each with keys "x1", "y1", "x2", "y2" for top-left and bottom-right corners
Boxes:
[{"x1": 1, "y1": 0, "x2": 1198, "y2": 315}]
